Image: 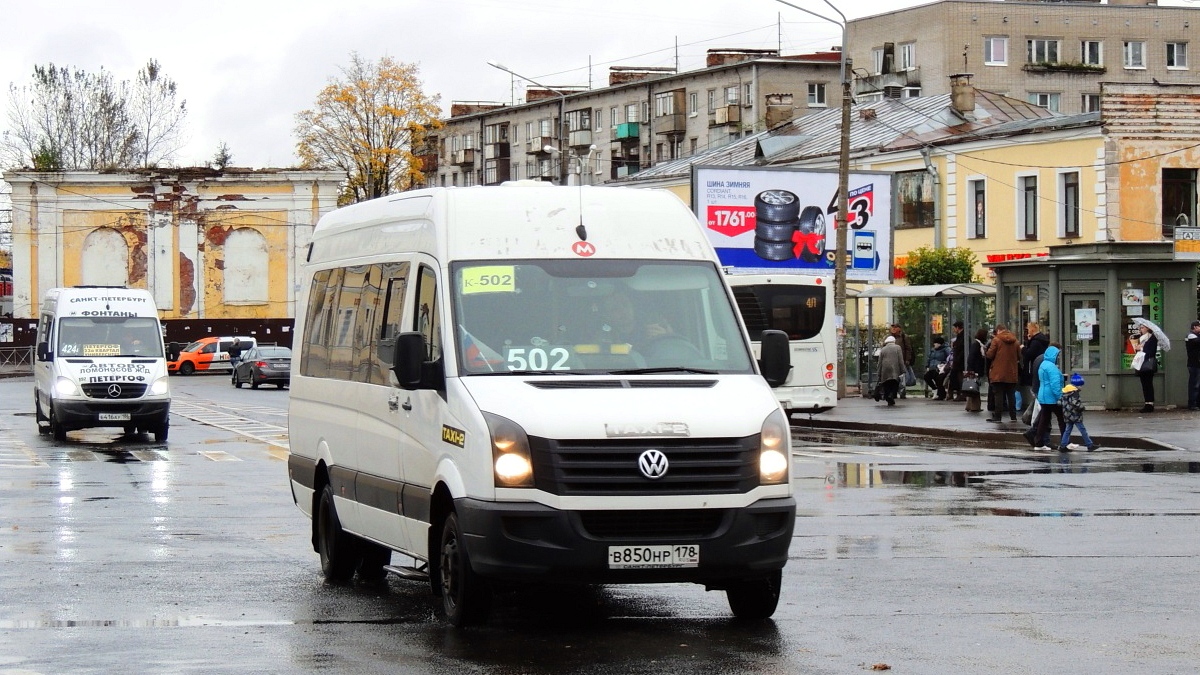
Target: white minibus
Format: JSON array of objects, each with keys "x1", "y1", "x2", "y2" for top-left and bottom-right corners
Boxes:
[
  {"x1": 287, "y1": 183, "x2": 794, "y2": 626},
  {"x1": 34, "y1": 286, "x2": 171, "y2": 442},
  {"x1": 726, "y1": 272, "x2": 838, "y2": 415}
]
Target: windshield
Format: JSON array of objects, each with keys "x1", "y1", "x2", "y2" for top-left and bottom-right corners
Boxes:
[
  {"x1": 57, "y1": 317, "x2": 164, "y2": 358},
  {"x1": 451, "y1": 259, "x2": 754, "y2": 375}
]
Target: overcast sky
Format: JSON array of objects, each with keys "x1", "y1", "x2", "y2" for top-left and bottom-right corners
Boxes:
[{"x1": 1, "y1": 0, "x2": 1193, "y2": 170}]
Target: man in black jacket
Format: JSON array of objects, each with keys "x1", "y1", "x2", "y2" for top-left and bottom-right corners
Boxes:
[
  {"x1": 1187, "y1": 320, "x2": 1200, "y2": 411},
  {"x1": 1020, "y1": 322, "x2": 1050, "y2": 418},
  {"x1": 948, "y1": 320, "x2": 965, "y2": 401}
]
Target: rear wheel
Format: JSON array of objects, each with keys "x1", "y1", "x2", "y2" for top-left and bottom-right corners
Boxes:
[
  {"x1": 439, "y1": 511, "x2": 491, "y2": 627},
  {"x1": 725, "y1": 570, "x2": 782, "y2": 620},
  {"x1": 317, "y1": 484, "x2": 360, "y2": 583}
]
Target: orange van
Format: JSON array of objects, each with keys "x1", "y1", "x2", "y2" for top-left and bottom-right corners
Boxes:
[{"x1": 167, "y1": 336, "x2": 256, "y2": 375}]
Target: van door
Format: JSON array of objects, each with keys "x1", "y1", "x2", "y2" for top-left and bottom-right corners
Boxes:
[
  {"x1": 354, "y1": 261, "x2": 413, "y2": 553},
  {"x1": 398, "y1": 260, "x2": 447, "y2": 557}
]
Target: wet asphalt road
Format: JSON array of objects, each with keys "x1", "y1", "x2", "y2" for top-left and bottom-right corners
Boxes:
[{"x1": 2, "y1": 375, "x2": 1200, "y2": 674}]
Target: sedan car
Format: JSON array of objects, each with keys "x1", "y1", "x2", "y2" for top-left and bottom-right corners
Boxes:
[{"x1": 232, "y1": 346, "x2": 292, "y2": 389}]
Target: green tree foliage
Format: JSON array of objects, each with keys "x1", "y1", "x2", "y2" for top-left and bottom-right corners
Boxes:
[
  {"x1": 900, "y1": 246, "x2": 980, "y2": 285},
  {"x1": 3, "y1": 60, "x2": 187, "y2": 170},
  {"x1": 294, "y1": 53, "x2": 442, "y2": 204}
]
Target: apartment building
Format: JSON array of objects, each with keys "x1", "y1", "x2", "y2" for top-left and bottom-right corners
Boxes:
[
  {"x1": 432, "y1": 49, "x2": 841, "y2": 186},
  {"x1": 848, "y1": 0, "x2": 1197, "y2": 114}
]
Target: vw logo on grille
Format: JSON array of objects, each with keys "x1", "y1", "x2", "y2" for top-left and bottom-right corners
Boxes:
[
  {"x1": 637, "y1": 449, "x2": 669, "y2": 479},
  {"x1": 107, "y1": 384, "x2": 122, "y2": 398}
]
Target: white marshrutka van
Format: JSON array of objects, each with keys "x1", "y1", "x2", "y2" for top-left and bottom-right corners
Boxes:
[
  {"x1": 287, "y1": 183, "x2": 795, "y2": 625},
  {"x1": 34, "y1": 287, "x2": 171, "y2": 442}
]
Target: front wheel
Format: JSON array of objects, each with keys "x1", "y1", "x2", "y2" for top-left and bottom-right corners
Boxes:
[
  {"x1": 179, "y1": 361, "x2": 195, "y2": 376},
  {"x1": 153, "y1": 421, "x2": 169, "y2": 443},
  {"x1": 726, "y1": 570, "x2": 782, "y2": 620},
  {"x1": 317, "y1": 484, "x2": 360, "y2": 583},
  {"x1": 50, "y1": 409, "x2": 67, "y2": 442},
  {"x1": 439, "y1": 512, "x2": 491, "y2": 627}
]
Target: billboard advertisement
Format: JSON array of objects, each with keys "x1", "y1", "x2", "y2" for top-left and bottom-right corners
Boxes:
[{"x1": 692, "y1": 166, "x2": 893, "y2": 282}]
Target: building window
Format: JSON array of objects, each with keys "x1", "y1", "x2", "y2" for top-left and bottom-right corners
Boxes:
[
  {"x1": 626, "y1": 103, "x2": 638, "y2": 123},
  {"x1": 656, "y1": 143, "x2": 665, "y2": 161},
  {"x1": 688, "y1": 92, "x2": 698, "y2": 115},
  {"x1": 1060, "y1": 171, "x2": 1080, "y2": 238},
  {"x1": 1162, "y1": 168, "x2": 1197, "y2": 238},
  {"x1": 1081, "y1": 40, "x2": 1102, "y2": 66},
  {"x1": 642, "y1": 101, "x2": 650, "y2": 123},
  {"x1": 898, "y1": 42, "x2": 916, "y2": 70},
  {"x1": 895, "y1": 170, "x2": 934, "y2": 230},
  {"x1": 1028, "y1": 92, "x2": 1060, "y2": 112},
  {"x1": 595, "y1": 109, "x2": 603, "y2": 132},
  {"x1": 654, "y1": 92, "x2": 675, "y2": 117},
  {"x1": 1167, "y1": 42, "x2": 1188, "y2": 69},
  {"x1": 707, "y1": 89, "x2": 716, "y2": 113},
  {"x1": 514, "y1": 162, "x2": 522, "y2": 179},
  {"x1": 690, "y1": 137, "x2": 698, "y2": 155},
  {"x1": 525, "y1": 121, "x2": 533, "y2": 141},
  {"x1": 871, "y1": 48, "x2": 884, "y2": 74},
  {"x1": 807, "y1": 83, "x2": 827, "y2": 106},
  {"x1": 969, "y1": 179, "x2": 987, "y2": 239},
  {"x1": 743, "y1": 82, "x2": 753, "y2": 103},
  {"x1": 611, "y1": 106, "x2": 619, "y2": 127},
  {"x1": 725, "y1": 86, "x2": 739, "y2": 106},
  {"x1": 538, "y1": 118, "x2": 552, "y2": 137},
  {"x1": 1124, "y1": 41, "x2": 1146, "y2": 68},
  {"x1": 1081, "y1": 93, "x2": 1101, "y2": 113},
  {"x1": 1019, "y1": 175, "x2": 1039, "y2": 240},
  {"x1": 984, "y1": 37, "x2": 1008, "y2": 65},
  {"x1": 1027, "y1": 38, "x2": 1061, "y2": 64}
]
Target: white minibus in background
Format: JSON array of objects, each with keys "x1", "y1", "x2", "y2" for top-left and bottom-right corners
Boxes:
[
  {"x1": 287, "y1": 182, "x2": 794, "y2": 626},
  {"x1": 34, "y1": 286, "x2": 171, "y2": 442},
  {"x1": 726, "y1": 272, "x2": 838, "y2": 415}
]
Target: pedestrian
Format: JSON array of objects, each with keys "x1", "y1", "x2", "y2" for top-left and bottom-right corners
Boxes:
[
  {"x1": 924, "y1": 336, "x2": 950, "y2": 400},
  {"x1": 889, "y1": 323, "x2": 915, "y2": 399},
  {"x1": 1186, "y1": 320, "x2": 1200, "y2": 411},
  {"x1": 1059, "y1": 373, "x2": 1100, "y2": 452},
  {"x1": 1022, "y1": 344, "x2": 1066, "y2": 451},
  {"x1": 985, "y1": 324, "x2": 1020, "y2": 422},
  {"x1": 1133, "y1": 323, "x2": 1158, "y2": 413},
  {"x1": 963, "y1": 327, "x2": 988, "y2": 413},
  {"x1": 228, "y1": 337, "x2": 245, "y2": 368},
  {"x1": 1019, "y1": 322, "x2": 1050, "y2": 421},
  {"x1": 875, "y1": 335, "x2": 905, "y2": 406},
  {"x1": 948, "y1": 320, "x2": 966, "y2": 401}
]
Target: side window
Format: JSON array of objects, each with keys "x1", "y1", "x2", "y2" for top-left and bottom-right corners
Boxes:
[
  {"x1": 329, "y1": 266, "x2": 368, "y2": 380},
  {"x1": 219, "y1": 340, "x2": 232, "y2": 353},
  {"x1": 300, "y1": 268, "x2": 341, "y2": 379},
  {"x1": 414, "y1": 265, "x2": 441, "y2": 362},
  {"x1": 37, "y1": 314, "x2": 52, "y2": 347},
  {"x1": 201, "y1": 343, "x2": 217, "y2": 354},
  {"x1": 373, "y1": 262, "x2": 411, "y2": 385},
  {"x1": 354, "y1": 264, "x2": 384, "y2": 383}
]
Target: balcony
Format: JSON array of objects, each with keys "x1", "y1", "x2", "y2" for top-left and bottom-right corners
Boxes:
[
  {"x1": 609, "y1": 143, "x2": 640, "y2": 160},
  {"x1": 452, "y1": 148, "x2": 476, "y2": 166},
  {"x1": 1023, "y1": 61, "x2": 1106, "y2": 75},
  {"x1": 416, "y1": 153, "x2": 438, "y2": 173},
  {"x1": 568, "y1": 129, "x2": 593, "y2": 148},
  {"x1": 526, "y1": 136, "x2": 555, "y2": 154},
  {"x1": 484, "y1": 143, "x2": 510, "y2": 160},
  {"x1": 615, "y1": 122, "x2": 639, "y2": 141},
  {"x1": 653, "y1": 113, "x2": 687, "y2": 135},
  {"x1": 711, "y1": 105, "x2": 741, "y2": 126}
]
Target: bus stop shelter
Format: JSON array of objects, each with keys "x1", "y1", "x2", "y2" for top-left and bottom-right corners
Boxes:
[{"x1": 852, "y1": 283, "x2": 996, "y2": 397}]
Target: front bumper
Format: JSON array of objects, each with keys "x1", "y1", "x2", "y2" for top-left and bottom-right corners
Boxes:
[
  {"x1": 51, "y1": 399, "x2": 170, "y2": 430},
  {"x1": 455, "y1": 496, "x2": 796, "y2": 585}
]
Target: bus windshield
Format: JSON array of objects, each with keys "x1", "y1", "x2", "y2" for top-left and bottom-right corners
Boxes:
[
  {"x1": 57, "y1": 317, "x2": 164, "y2": 358},
  {"x1": 451, "y1": 259, "x2": 754, "y2": 375}
]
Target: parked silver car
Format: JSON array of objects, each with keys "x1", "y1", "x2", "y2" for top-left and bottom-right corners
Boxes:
[{"x1": 231, "y1": 346, "x2": 291, "y2": 389}]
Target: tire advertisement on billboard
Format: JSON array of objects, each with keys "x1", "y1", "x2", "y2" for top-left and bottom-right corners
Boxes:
[{"x1": 692, "y1": 166, "x2": 893, "y2": 282}]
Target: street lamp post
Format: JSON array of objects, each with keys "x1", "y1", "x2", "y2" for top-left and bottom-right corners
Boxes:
[
  {"x1": 773, "y1": 0, "x2": 851, "y2": 399},
  {"x1": 487, "y1": 61, "x2": 570, "y2": 185}
]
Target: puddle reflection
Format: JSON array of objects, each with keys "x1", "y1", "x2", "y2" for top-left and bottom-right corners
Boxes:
[{"x1": 832, "y1": 457, "x2": 1200, "y2": 490}]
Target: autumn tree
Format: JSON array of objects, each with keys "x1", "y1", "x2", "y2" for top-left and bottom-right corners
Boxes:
[
  {"x1": 2, "y1": 60, "x2": 187, "y2": 170},
  {"x1": 294, "y1": 53, "x2": 442, "y2": 204}
]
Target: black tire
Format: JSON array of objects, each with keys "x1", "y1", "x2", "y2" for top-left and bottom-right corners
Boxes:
[
  {"x1": 154, "y1": 422, "x2": 169, "y2": 443},
  {"x1": 797, "y1": 206, "x2": 826, "y2": 263},
  {"x1": 317, "y1": 484, "x2": 360, "y2": 583},
  {"x1": 754, "y1": 219, "x2": 798, "y2": 243},
  {"x1": 439, "y1": 512, "x2": 491, "y2": 627},
  {"x1": 233, "y1": 373, "x2": 243, "y2": 389},
  {"x1": 358, "y1": 540, "x2": 392, "y2": 583},
  {"x1": 726, "y1": 570, "x2": 782, "y2": 620},
  {"x1": 50, "y1": 409, "x2": 67, "y2": 442},
  {"x1": 754, "y1": 189, "x2": 800, "y2": 223},
  {"x1": 35, "y1": 396, "x2": 50, "y2": 434},
  {"x1": 754, "y1": 238, "x2": 794, "y2": 262},
  {"x1": 251, "y1": 380, "x2": 260, "y2": 390},
  {"x1": 179, "y1": 361, "x2": 195, "y2": 376}
]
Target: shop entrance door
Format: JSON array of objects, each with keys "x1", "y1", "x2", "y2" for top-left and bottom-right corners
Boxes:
[{"x1": 1062, "y1": 295, "x2": 1104, "y2": 403}]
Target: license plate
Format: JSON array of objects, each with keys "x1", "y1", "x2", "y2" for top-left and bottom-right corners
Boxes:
[
  {"x1": 608, "y1": 544, "x2": 700, "y2": 569},
  {"x1": 98, "y1": 413, "x2": 131, "y2": 421}
]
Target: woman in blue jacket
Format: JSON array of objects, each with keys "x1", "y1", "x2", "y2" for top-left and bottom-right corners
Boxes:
[{"x1": 1025, "y1": 344, "x2": 1066, "y2": 450}]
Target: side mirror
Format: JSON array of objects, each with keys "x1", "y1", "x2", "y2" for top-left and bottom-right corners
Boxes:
[
  {"x1": 37, "y1": 341, "x2": 51, "y2": 362},
  {"x1": 758, "y1": 329, "x2": 790, "y2": 388},
  {"x1": 391, "y1": 332, "x2": 426, "y2": 390}
]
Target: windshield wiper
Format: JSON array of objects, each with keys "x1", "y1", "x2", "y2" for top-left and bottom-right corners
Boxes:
[{"x1": 610, "y1": 367, "x2": 719, "y2": 375}]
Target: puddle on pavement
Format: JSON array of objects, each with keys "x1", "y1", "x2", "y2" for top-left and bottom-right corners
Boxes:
[
  {"x1": 0, "y1": 617, "x2": 296, "y2": 629},
  {"x1": 830, "y1": 457, "x2": 1200, "y2": 489}
]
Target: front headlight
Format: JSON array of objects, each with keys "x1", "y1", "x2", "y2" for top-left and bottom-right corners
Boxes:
[
  {"x1": 54, "y1": 377, "x2": 79, "y2": 397},
  {"x1": 483, "y1": 412, "x2": 534, "y2": 488},
  {"x1": 758, "y1": 407, "x2": 790, "y2": 485},
  {"x1": 149, "y1": 377, "x2": 170, "y2": 396}
]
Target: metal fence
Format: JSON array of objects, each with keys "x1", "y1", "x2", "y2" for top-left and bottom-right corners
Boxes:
[{"x1": 0, "y1": 345, "x2": 34, "y2": 373}]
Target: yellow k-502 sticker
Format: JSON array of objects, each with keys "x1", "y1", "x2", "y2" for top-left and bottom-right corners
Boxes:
[{"x1": 461, "y1": 266, "x2": 515, "y2": 295}]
